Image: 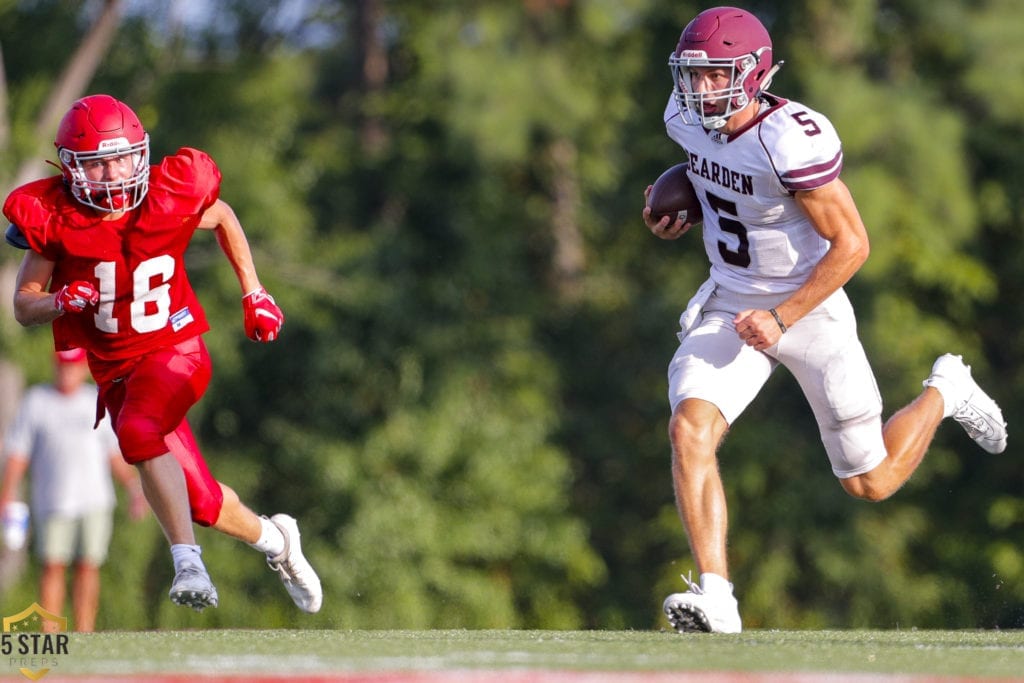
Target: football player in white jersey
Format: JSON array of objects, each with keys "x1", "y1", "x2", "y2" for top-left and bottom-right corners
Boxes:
[{"x1": 641, "y1": 6, "x2": 1008, "y2": 634}]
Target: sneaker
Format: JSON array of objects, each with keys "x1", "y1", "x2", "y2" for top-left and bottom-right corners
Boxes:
[
  {"x1": 266, "y1": 514, "x2": 323, "y2": 613},
  {"x1": 663, "y1": 575, "x2": 741, "y2": 634},
  {"x1": 923, "y1": 354, "x2": 1007, "y2": 454},
  {"x1": 169, "y1": 565, "x2": 219, "y2": 612}
]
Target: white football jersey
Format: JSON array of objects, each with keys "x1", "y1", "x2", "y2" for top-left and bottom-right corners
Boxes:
[{"x1": 664, "y1": 94, "x2": 844, "y2": 295}]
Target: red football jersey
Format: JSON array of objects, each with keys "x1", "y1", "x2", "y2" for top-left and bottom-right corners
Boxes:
[{"x1": 4, "y1": 148, "x2": 220, "y2": 360}]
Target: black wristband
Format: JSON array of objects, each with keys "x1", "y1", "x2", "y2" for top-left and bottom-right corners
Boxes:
[{"x1": 769, "y1": 308, "x2": 787, "y2": 333}]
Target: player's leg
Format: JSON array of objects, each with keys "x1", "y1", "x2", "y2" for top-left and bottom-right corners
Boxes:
[
  {"x1": 165, "y1": 421, "x2": 264, "y2": 548},
  {"x1": 111, "y1": 341, "x2": 210, "y2": 545},
  {"x1": 774, "y1": 290, "x2": 904, "y2": 499},
  {"x1": 164, "y1": 421, "x2": 223, "y2": 528},
  {"x1": 208, "y1": 482, "x2": 259, "y2": 541},
  {"x1": 133, "y1": 452, "x2": 218, "y2": 610},
  {"x1": 843, "y1": 354, "x2": 1007, "y2": 499},
  {"x1": 669, "y1": 398, "x2": 731, "y2": 580},
  {"x1": 169, "y1": 419, "x2": 323, "y2": 613},
  {"x1": 111, "y1": 336, "x2": 321, "y2": 613},
  {"x1": 777, "y1": 289, "x2": 983, "y2": 501},
  {"x1": 212, "y1": 482, "x2": 323, "y2": 613},
  {"x1": 842, "y1": 390, "x2": 943, "y2": 501},
  {"x1": 662, "y1": 300, "x2": 774, "y2": 634},
  {"x1": 106, "y1": 338, "x2": 218, "y2": 611},
  {"x1": 135, "y1": 455, "x2": 196, "y2": 544},
  {"x1": 664, "y1": 397, "x2": 742, "y2": 633}
]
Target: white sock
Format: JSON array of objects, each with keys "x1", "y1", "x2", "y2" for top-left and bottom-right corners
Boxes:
[
  {"x1": 248, "y1": 516, "x2": 286, "y2": 557},
  {"x1": 170, "y1": 544, "x2": 205, "y2": 573},
  {"x1": 923, "y1": 375, "x2": 957, "y2": 418},
  {"x1": 933, "y1": 380, "x2": 957, "y2": 418},
  {"x1": 699, "y1": 572, "x2": 734, "y2": 597}
]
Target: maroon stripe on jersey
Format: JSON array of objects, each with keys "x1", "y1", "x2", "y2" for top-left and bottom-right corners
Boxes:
[{"x1": 780, "y1": 150, "x2": 843, "y2": 191}]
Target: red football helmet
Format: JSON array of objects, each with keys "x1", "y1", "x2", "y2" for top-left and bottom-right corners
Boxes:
[
  {"x1": 54, "y1": 94, "x2": 150, "y2": 212},
  {"x1": 669, "y1": 7, "x2": 780, "y2": 130}
]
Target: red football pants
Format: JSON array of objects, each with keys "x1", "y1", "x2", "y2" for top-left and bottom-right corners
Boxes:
[{"x1": 94, "y1": 336, "x2": 224, "y2": 526}]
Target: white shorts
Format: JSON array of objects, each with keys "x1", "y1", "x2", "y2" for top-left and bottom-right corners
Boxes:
[
  {"x1": 35, "y1": 509, "x2": 114, "y2": 566},
  {"x1": 667, "y1": 282, "x2": 887, "y2": 478}
]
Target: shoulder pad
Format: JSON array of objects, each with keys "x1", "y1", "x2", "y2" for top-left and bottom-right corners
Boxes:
[
  {"x1": 149, "y1": 148, "x2": 222, "y2": 214},
  {"x1": 5, "y1": 223, "x2": 30, "y2": 249}
]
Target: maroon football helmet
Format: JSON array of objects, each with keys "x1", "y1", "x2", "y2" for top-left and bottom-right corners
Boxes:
[
  {"x1": 669, "y1": 7, "x2": 779, "y2": 130},
  {"x1": 54, "y1": 94, "x2": 150, "y2": 212}
]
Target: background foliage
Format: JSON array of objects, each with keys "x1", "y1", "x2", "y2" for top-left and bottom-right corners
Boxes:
[{"x1": 0, "y1": 0, "x2": 1021, "y2": 631}]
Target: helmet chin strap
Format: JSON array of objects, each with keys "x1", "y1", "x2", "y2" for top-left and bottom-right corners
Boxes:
[
  {"x1": 760, "y1": 61, "x2": 784, "y2": 91},
  {"x1": 703, "y1": 116, "x2": 729, "y2": 131}
]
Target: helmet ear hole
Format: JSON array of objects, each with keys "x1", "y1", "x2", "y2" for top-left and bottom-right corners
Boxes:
[{"x1": 751, "y1": 68, "x2": 767, "y2": 96}]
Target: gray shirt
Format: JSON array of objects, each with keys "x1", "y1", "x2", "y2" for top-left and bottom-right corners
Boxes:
[{"x1": 4, "y1": 383, "x2": 119, "y2": 518}]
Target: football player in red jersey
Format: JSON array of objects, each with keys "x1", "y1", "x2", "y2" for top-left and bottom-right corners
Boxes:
[{"x1": 4, "y1": 94, "x2": 322, "y2": 615}]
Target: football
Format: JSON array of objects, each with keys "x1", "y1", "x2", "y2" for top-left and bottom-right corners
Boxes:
[{"x1": 648, "y1": 163, "x2": 702, "y2": 224}]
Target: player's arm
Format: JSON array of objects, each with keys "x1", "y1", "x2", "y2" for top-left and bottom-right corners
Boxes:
[
  {"x1": 776, "y1": 178, "x2": 869, "y2": 322},
  {"x1": 13, "y1": 249, "x2": 100, "y2": 325},
  {"x1": 198, "y1": 199, "x2": 284, "y2": 342},
  {"x1": 198, "y1": 199, "x2": 261, "y2": 293},
  {"x1": 735, "y1": 178, "x2": 869, "y2": 349},
  {"x1": 13, "y1": 250, "x2": 61, "y2": 326}
]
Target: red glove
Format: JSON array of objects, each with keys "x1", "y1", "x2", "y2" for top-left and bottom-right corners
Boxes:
[
  {"x1": 242, "y1": 287, "x2": 284, "y2": 342},
  {"x1": 54, "y1": 281, "x2": 99, "y2": 313}
]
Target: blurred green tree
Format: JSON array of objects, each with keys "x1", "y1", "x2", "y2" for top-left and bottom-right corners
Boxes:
[{"x1": 0, "y1": 0, "x2": 1021, "y2": 632}]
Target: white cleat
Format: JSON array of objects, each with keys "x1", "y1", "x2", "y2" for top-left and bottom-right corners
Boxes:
[
  {"x1": 169, "y1": 565, "x2": 219, "y2": 612},
  {"x1": 663, "y1": 576, "x2": 741, "y2": 634},
  {"x1": 923, "y1": 354, "x2": 1008, "y2": 454},
  {"x1": 266, "y1": 514, "x2": 323, "y2": 613}
]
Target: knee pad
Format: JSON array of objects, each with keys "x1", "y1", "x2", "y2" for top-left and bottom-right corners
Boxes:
[
  {"x1": 824, "y1": 411, "x2": 887, "y2": 479},
  {"x1": 117, "y1": 414, "x2": 170, "y2": 464}
]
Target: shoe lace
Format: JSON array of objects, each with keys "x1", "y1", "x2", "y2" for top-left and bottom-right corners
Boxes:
[
  {"x1": 267, "y1": 535, "x2": 295, "y2": 581},
  {"x1": 953, "y1": 400, "x2": 997, "y2": 439},
  {"x1": 681, "y1": 571, "x2": 704, "y2": 595},
  {"x1": 267, "y1": 537, "x2": 310, "y2": 586},
  {"x1": 175, "y1": 565, "x2": 204, "y2": 582},
  {"x1": 268, "y1": 560, "x2": 291, "y2": 579},
  {"x1": 171, "y1": 566, "x2": 214, "y2": 597},
  {"x1": 267, "y1": 552, "x2": 296, "y2": 582}
]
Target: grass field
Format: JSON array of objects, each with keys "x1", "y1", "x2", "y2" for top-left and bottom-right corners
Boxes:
[{"x1": 3, "y1": 629, "x2": 1024, "y2": 682}]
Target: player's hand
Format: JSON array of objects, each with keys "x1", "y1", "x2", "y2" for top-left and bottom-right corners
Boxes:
[
  {"x1": 734, "y1": 308, "x2": 784, "y2": 351},
  {"x1": 242, "y1": 287, "x2": 284, "y2": 342},
  {"x1": 54, "y1": 281, "x2": 100, "y2": 313},
  {"x1": 643, "y1": 185, "x2": 694, "y2": 240}
]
